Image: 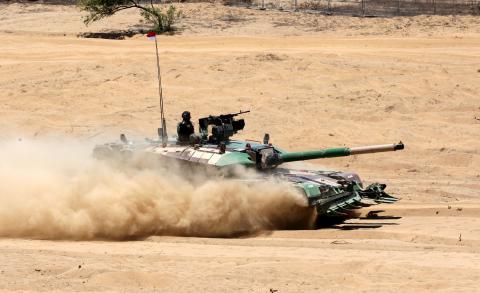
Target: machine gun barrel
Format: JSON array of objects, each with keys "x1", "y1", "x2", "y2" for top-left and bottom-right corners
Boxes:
[
  {"x1": 279, "y1": 142, "x2": 404, "y2": 163},
  {"x1": 219, "y1": 110, "x2": 250, "y2": 118}
]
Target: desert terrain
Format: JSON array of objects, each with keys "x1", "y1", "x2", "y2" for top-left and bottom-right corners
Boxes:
[{"x1": 1, "y1": 2, "x2": 480, "y2": 292}]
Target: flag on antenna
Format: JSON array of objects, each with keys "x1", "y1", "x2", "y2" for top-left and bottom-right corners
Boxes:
[{"x1": 146, "y1": 31, "x2": 156, "y2": 40}]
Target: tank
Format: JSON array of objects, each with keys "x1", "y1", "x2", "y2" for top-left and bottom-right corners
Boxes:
[{"x1": 93, "y1": 110, "x2": 404, "y2": 225}]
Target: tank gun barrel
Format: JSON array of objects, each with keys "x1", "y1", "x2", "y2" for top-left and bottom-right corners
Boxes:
[{"x1": 279, "y1": 142, "x2": 404, "y2": 163}]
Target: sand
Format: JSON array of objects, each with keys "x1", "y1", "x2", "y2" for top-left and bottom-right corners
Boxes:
[{"x1": 0, "y1": 2, "x2": 480, "y2": 292}]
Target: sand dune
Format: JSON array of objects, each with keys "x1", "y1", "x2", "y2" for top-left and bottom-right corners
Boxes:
[{"x1": 0, "y1": 3, "x2": 480, "y2": 292}]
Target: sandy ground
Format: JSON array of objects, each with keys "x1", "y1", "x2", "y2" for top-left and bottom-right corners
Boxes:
[{"x1": 1, "y1": 2, "x2": 480, "y2": 292}]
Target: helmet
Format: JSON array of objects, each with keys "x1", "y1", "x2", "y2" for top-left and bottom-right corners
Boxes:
[{"x1": 182, "y1": 111, "x2": 191, "y2": 121}]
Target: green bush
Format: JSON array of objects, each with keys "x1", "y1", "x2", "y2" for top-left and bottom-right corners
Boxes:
[
  {"x1": 140, "y1": 5, "x2": 180, "y2": 33},
  {"x1": 77, "y1": 0, "x2": 181, "y2": 33}
]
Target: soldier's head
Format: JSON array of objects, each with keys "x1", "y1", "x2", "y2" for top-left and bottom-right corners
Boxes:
[{"x1": 182, "y1": 111, "x2": 191, "y2": 122}]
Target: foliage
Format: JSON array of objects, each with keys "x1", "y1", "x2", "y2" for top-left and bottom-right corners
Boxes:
[
  {"x1": 77, "y1": 0, "x2": 181, "y2": 33},
  {"x1": 140, "y1": 5, "x2": 180, "y2": 33}
]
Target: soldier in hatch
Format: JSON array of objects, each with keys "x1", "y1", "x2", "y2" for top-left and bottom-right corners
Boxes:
[{"x1": 177, "y1": 111, "x2": 195, "y2": 144}]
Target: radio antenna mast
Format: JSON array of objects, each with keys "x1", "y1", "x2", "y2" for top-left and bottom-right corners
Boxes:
[{"x1": 147, "y1": 31, "x2": 167, "y2": 146}]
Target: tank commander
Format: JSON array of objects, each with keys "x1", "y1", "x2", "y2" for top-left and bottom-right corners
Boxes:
[{"x1": 177, "y1": 111, "x2": 195, "y2": 144}]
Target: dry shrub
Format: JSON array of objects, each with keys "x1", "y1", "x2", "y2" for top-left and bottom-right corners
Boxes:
[{"x1": 298, "y1": 0, "x2": 325, "y2": 10}]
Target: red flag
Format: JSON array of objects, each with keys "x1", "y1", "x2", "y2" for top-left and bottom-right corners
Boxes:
[{"x1": 146, "y1": 31, "x2": 156, "y2": 40}]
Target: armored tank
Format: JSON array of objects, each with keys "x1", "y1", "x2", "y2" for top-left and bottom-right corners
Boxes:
[{"x1": 94, "y1": 110, "x2": 404, "y2": 224}]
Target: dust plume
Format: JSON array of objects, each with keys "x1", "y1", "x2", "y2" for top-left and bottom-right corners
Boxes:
[{"x1": 0, "y1": 139, "x2": 315, "y2": 240}]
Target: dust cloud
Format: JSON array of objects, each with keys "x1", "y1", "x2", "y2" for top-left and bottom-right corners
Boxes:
[{"x1": 0, "y1": 139, "x2": 315, "y2": 240}]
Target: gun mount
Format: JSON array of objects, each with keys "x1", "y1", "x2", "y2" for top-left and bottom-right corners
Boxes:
[{"x1": 199, "y1": 110, "x2": 250, "y2": 143}]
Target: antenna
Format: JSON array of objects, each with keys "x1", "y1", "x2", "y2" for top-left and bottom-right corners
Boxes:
[{"x1": 148, "y1": 31, "x2": 167, "y2": 146}]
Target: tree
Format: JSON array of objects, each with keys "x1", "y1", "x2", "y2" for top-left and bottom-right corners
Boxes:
[{"x1": 77, "y1": 0, "x2": 181, "y2": 33}]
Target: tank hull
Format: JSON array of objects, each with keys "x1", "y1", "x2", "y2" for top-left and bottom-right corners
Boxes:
[{"x1": 93, "y1": 139, "x2": 398, "y2": 225}]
